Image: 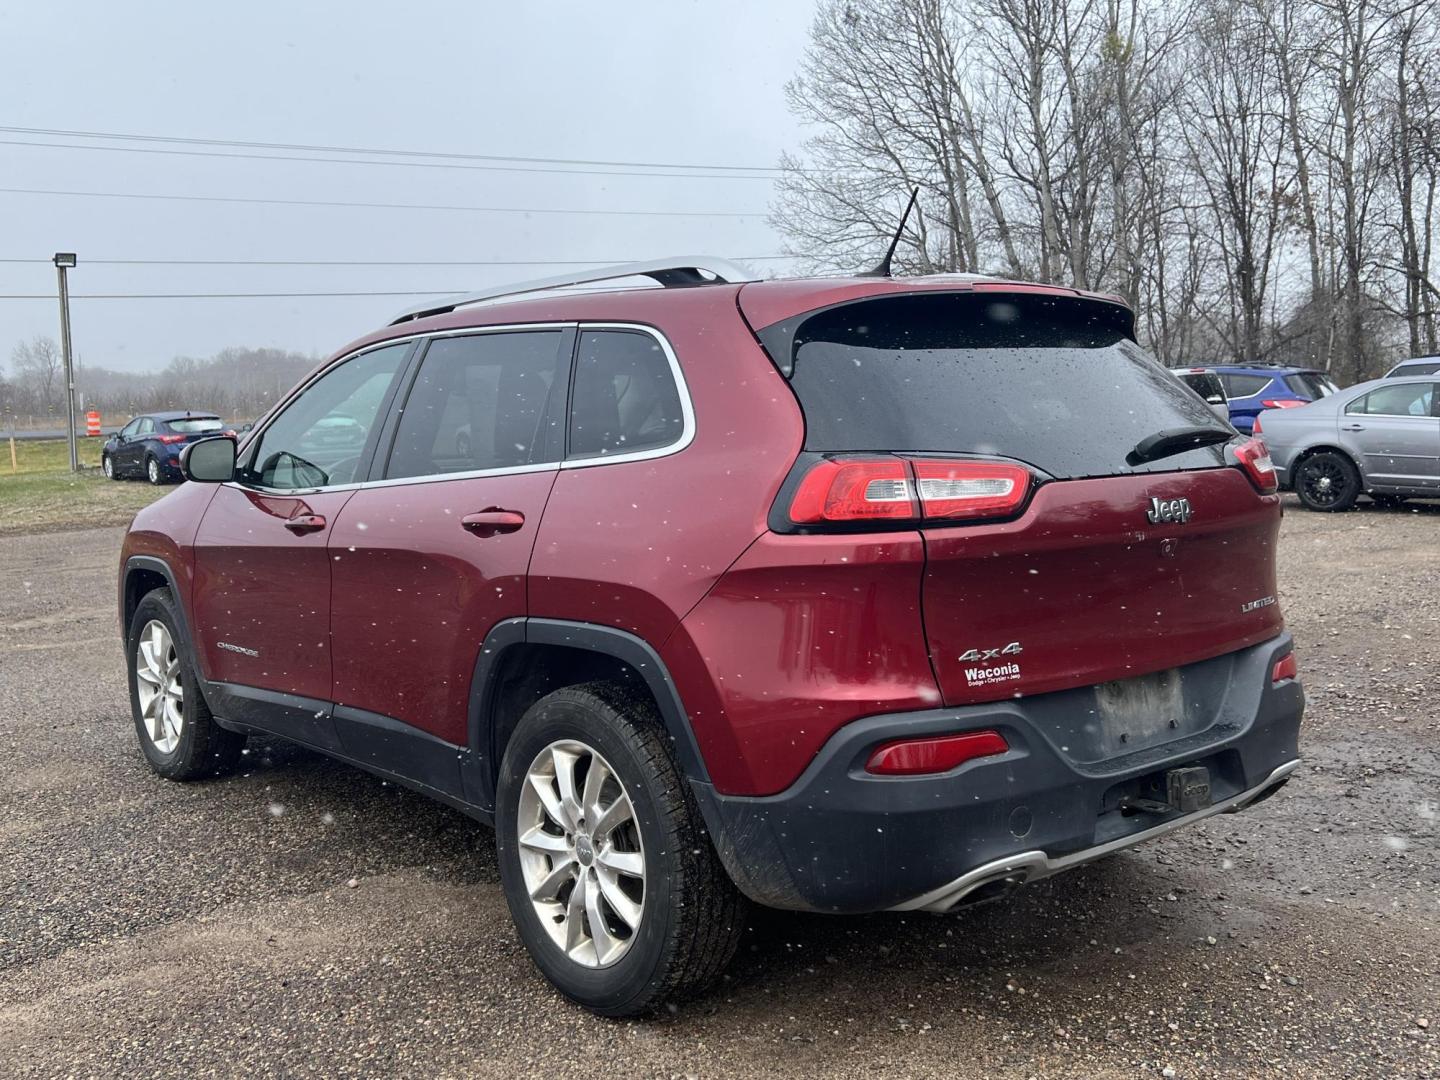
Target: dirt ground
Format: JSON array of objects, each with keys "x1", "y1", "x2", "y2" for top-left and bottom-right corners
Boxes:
[{"x1": 0, "y1": 498, "x2": 1435, "y2": 1078}]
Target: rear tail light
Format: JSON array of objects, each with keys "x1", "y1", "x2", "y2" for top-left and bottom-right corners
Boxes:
[
  {"x1": 787, "y1": 456, "x2": 1031, "y2": 526},
  {"x1": 1252, "y1": 414, "x2": 1263, "y2": 435},
  {"x1": 156, "y1": 434, "x2": 186, "y2": 444},
  {"x1": 1260, "y1": 399, "x2": 1304, "y2": 409},
  {"x1": 1272, "y1": 652, "x2": 1298, "y2": 683},
  {"x1": 865, "y1": 730, "x2": 1010, "y2": 775},
  {"x1": 1234, "y1": 437, "x2": 1277, "y2": 494},
  {"x1": 788, "y1": 459, "x2": 917, "y2": 523},
  {"x1": 912, "y1": 460, "x2": 1031, "y2": 521}
]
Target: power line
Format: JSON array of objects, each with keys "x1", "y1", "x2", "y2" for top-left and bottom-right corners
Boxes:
[
  {"x1": 0, "y1": 124, "x2": 785, "y2": 174},
  {"x1": 0, "y1": 138, "x2": 781, "y2": 182},
  {"x1": 0, "y1": 290, "x2": 500, "y2": 299},
  {"x1": 0, "y1": 186, "x2": 764, "y2": 218},
  {"x1": 0, "y1": 255, "x2": 793, "y2": 266}
]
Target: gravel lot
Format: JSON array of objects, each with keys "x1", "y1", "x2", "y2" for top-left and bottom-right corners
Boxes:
[{"x1": 1, "y1": 499, "x2": 1436, "y2": 1078}]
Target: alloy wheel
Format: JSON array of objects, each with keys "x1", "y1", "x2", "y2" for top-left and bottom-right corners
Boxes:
[
  {"x1": 1300, "y1": 458, "x2": 1346, "y2": 508},
  {"x1": 103, "y1": 455, "x2": 114, "y2": 478},
  {"x1": 516, "y1": 739, "x2": 646, "y2": 968},
  {"x1": 135, "y1": 619, "x2": 184, "y2": 753},
  {"x1": 148, "y1": 458, "x2": 161, "y2": 484}
]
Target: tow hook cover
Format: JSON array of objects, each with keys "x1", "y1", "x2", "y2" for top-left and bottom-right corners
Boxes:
[{"x1": 1167, "y1": 766, "x2": 1212, "y2": 813}]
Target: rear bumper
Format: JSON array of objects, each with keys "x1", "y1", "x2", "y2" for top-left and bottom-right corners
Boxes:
[{"x1": 693, "y1": 633, "x2": 1303, "y2": 913}]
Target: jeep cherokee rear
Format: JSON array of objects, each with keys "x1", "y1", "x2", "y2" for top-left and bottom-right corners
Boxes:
[{"x1": 118, "y1": 258, "x2": 1303, "y2": 1017}]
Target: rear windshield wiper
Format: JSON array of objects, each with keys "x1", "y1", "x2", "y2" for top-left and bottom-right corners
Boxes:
[{"x1": 1127, "y1": 426, "x2": 1233, "y2": 466}]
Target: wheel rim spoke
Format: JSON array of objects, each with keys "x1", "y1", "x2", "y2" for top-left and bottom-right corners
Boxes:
[
  {"x1": 563, "y1": 872, "x2": 589, "y2": 956},
  {"x1": 591, "y1": 793, "x2": 632, "y2": 841},
  {"x1": 527, "y1": 771, "x2": 571, "y2": 832},
  {"x1": 551, "y1": 747, "x2": 583, "y2": 828},
  {"x1": 595, "y1": 866, "x2": 643, "y2": 929},
  {"x1": 528, "y1": 856, "x2": 577, "y2": 902},
  {"x1": 597, "y1": 847, "x2": 644, "y2": 877},
  {"x1": 585, "y1": 869, "x2": 622, "y2": 962}
]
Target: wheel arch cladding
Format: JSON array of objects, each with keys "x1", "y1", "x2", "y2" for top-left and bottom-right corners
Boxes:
[{"x1": 469, "y1": 618, "x2": 713, "y2": 809}]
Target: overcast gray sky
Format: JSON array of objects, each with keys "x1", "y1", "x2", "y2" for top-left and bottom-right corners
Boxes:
[{"x1": 0, "y1": 1, "x2": 813, "y2": 373}]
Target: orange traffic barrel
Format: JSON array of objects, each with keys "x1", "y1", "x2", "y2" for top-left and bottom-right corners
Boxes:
[{"x1": 85, "y1": 410, "x2": 101, "y2": 436}]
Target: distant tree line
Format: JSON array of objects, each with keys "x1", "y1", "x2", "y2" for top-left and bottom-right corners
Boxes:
[
  {"x1": 774, "y1": 0, "x2": 1440, "y2": 382},
  {"x1": 0, "y1": 338, "x2": 318, "y2": 429}
]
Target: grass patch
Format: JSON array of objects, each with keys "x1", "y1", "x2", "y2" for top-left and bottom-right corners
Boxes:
[{"x1": 0, "y1": 437, "x2": 168, "y2": 535}]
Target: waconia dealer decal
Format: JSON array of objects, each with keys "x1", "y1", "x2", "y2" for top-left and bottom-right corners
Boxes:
[{"x1": 958, "y1": 641, "x2": 1023, "y2": 687}]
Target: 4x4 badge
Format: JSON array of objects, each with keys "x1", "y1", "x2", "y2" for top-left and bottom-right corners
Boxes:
[
  {"x1": 957, "y1": 641, "x2": 1023, "y2": 663},
  {"x1": 1147, "y1": 496, "x2": 1192, "y2": 524}
]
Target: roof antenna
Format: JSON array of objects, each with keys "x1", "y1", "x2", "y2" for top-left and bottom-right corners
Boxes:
[{"x1": 860, "y1": 187, "x2": 920, "y2": 278}]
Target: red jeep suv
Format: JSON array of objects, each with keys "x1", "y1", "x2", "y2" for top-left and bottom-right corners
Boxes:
[{"x1": 119, "y1": 258, "x2": 1303, "y2": 1015}]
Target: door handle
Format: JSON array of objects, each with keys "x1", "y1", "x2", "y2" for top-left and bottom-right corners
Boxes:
[
  {"x1": 1341, "y1": 423, "x2": 1365, "y2": 431},
  {"x1": 284, "y1": 513, "x2": 327, "y2": 534},
  {"x1": 461, "y1": 508, "x2": 525, "y2": 537}
]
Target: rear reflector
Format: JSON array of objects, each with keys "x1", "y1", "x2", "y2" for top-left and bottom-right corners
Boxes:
[
  {"x1": 788, "y1": 456, "x2": 1030, "y2": 526},
  {"x1": 788, "y1": 458, "x2": 916, "y2": 523},
  {"x1": 912, "y1": 460, "x2": 1031, "y2": 521},
  {"x1": 865, "y1": 730, "x2": 1010, "y2": 776},
  {"x1": 1234, "y1": 437, "x2": 1278, "y2": 494},
  {"x1": 1272, "y1": 653, "x2": 1297, "y2": 683}
]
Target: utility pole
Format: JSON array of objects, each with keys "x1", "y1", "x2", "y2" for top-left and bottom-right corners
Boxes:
[{"x1": 54, "y1": 252, "x2": 78, "y2": 472}]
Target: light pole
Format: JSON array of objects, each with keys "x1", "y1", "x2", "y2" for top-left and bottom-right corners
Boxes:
[{"x1": 53, "y1": 252, "x2": 78, "y2": 472}]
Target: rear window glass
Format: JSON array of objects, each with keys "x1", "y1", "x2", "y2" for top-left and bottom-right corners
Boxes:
[
  {"x1": 781, "y1": 293, "x2": 1230, "y2": 480},
  {"x1": 1219, "y1": 373, "x2": 1271, "y2": 397},
  {"x1": 166, "y1": 418, "x2": 224, "y2": 433},
  {"x1": 1284, "y1": 372, "x2": 1334, "y2": 399}
]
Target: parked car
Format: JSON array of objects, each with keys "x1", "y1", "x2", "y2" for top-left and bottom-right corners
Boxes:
[
  {"x1": 1384, "y1": 355, "x2": 1440, "y2": 378},
  {"x1": 1208, "y1": 364, "x2": 1340, "y2": 433},
  {"x1": 1255, "y1": 375, "x2": 1438, "y2": 511},
  {"x1": 102, "y1": 411, "x2": 233, "y2": 485},
  {"x1": 118, "y1": 259, "x2": 1303, "y2": 1016},
  {"x1": 1169, "y1": 367, "x2": 1231, "y2": 422}
]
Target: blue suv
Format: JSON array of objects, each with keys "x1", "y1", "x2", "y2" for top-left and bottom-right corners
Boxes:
[
  {"x1": 102, "y1": 411, "x2": 233, "y2": 485},
  {"x1": 1207, "y1": 365, "x2": 1340, "y2": 433}
]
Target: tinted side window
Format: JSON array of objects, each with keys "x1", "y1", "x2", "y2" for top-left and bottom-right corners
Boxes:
[
  {"x1": 1177, "y1": 372, "x2": 1225, "y2": 402},
  {"x1": 1219, "y1": 373, "x2": 1271, "y2": 398},
  {"x1": 386, "y1": 331, "x2": 563, "y2": 479},
  {"x1": 1349, "y1": 383, "x2": 1436, "y2": 417},
  {"x1": 120, "y1": 419, "x2": 142, "y2": 438},
  {"x1": 568, "y1": 330, "x2": 684, "y2": 459},
  {"x1": 1394, "y1": 361, "x2": 1440, "y2": 376},
  {"x1": 243, "y1": 343, "x2": 409, "y2": 489},
  {"x1": 136, "y1": 418, "x2": 156, "y2": 436}
]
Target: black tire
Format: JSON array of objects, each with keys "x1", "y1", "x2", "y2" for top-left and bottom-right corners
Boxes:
[
  {"x1": 1294, "y1": 450, "x2": 1360, "y2": 512},
  {"x1": 1371, "y1": 494, "x2": 1408, "y2": 509},
  {"x1": 102, "y1": 454, "x2": 121, "y2": 481},
  {"x1": 495, "y1": 682, "x2": 744, "y2": 1016},
  {"x1": 126, "y1": 588, "x2": 246, "y2": 780},
  {"x1": 145, "y1": 455, "x2": 165, "y2": 485}
]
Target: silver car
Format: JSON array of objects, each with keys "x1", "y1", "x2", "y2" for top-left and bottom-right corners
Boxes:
[{"x1": 1258, "y1": 375, "x2": 1439, "y2": 510}]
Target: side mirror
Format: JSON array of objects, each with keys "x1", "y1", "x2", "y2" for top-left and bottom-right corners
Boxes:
[{"x1": 181, "y1": 436, "x2": 237, "y2": 483}]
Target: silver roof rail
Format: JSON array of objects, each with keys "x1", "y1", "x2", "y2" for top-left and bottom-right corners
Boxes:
[{"x1": 389, "y1": 256, "x2": 760, "y2": 325}]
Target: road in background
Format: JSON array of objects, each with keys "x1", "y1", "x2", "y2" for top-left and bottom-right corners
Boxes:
[{"x1": 0, "y1": 503, "x2": 1436, "y2": 1078}]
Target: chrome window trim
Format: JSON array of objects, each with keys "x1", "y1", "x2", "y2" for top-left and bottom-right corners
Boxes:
[{"x1": 225, "y1": 320, "x2": 693, "y2": 496}]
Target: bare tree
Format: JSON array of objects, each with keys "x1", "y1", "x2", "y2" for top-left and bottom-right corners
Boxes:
[
  {"x1": 10, "y1": 337, "x2": 63, "y2": 414},
  {"x1": 775, "y1": 0, "x2": 1440, "y2": 378}
]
